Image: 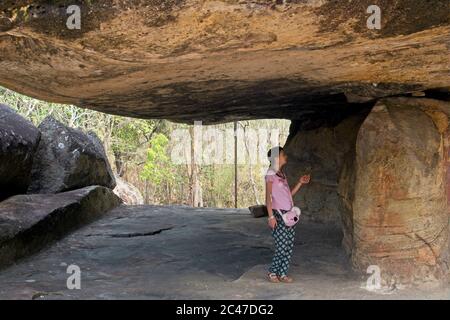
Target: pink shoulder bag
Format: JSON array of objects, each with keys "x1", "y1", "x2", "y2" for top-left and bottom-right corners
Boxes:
[{"x1": 281, "y1": 207, "x2": 301, "y2": 227}]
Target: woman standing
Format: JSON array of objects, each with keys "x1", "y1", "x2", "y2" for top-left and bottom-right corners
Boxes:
[{"x1": 265, "y1": 146, "x2": 310, "y2": 283}]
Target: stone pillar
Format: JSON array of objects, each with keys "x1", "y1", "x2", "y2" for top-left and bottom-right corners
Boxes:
[
  {"x1": 350, "y1": 98, "x2": 450, "y2": 287},
  {"x1": 284, "y1": 109, "x2": 370, "y2": 224}
]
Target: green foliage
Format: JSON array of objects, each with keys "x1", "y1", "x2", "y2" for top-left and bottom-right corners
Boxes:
[
  {"x1": 110, "y1": 118, "x2": 160, "y2": 162},
  {"x1": 0, "y1": 86, "x2": 159, "y2": 165},
  {"x1": 141, "y1": 133, "x2": 174, "y2": 186}
]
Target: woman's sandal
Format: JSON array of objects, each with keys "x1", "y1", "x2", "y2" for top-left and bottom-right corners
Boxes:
[
  {"x1": 278, "y1": 275, "x2": 293, "y2": 283},
  {"x1": 267, "y1": 273, "x2": 280, "y2": 283}
]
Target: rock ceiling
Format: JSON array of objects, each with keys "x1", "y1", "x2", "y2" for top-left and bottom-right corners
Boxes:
[{"x1": 0, "y1": 0, "x2": 449, "y2": 123}]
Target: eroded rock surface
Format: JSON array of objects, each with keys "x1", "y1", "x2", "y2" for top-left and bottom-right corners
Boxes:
[
  {"x1": 0, "y1": 103, "x2": 40, "y2": 200},
  {"x1": 0, "y1": 1, "x2": 449, "y2": 123},
  {"x1": 28, "y1": 116, "x2": 116, "y2": 194},
  {"x1": 284, "y1": 106, "x2": 371, "y2": 223},
  {"x1": 348, "y1": 98, "x2": 450, "y2": 287},
  {"x1": 0, "y1": 186, "x2": 121, "y2": 269}
]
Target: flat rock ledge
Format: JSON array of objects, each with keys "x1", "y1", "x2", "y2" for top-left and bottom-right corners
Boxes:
[{"x1": 0, "y1": 186, "x2": 121, "y2": 269}]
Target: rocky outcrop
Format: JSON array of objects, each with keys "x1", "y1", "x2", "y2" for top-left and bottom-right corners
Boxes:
[
  {"x1": 284, "y1": 107, "x2": 371, "y2": 223},
  {"x1": 0, "y1": 186, "x2": 121, "y2": 269},
  {"x1": 28, "y1": 116, "x2": 116, "y2": 194},
  {"x1": 347, "y1": 98, "x2": 450, "y2": 287},
  {"x1": 284, "y1": 97, "x2": 450, "y2": 286},
  {"x1": 113, "y1": 176, "x2": 144, "y2": 205},
  {"x1": 0, "y1": 113, "x2": 120, "y2": 269},
  {"x1": 0, "y1": 103, "x2": 40, "y2": 200},
  {"x1": 0, "y1": 1, "x2": 449, "y2": 288},
  {"x1": 0, "y1": 1, "x2": 448, "y2": 123}
]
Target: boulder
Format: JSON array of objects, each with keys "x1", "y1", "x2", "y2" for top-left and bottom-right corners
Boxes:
[
  {"x1": 0, "y1": 186, "x2": 121, "y2": 268},
  {"x1": 113, "y1": 176, "x2": 144, "y2": 205},
  {"x1": 349, "y1": 98, "x2": 450, "y2": 287},
  {"x1": 0, "y1": 103, "x2": 40, "y2": 200},
  {"x1": 28, "y1": 116, "x2": 116, "y2": 194}
]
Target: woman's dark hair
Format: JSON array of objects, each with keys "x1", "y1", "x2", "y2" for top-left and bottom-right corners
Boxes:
[{"x1": 267, "y1": 146, "x2": 284, "y2": 163}]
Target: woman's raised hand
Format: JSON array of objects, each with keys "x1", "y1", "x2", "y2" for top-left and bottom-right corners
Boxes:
[{"x1": 299, "y1": 174, "x2": 311, "y2": 184}]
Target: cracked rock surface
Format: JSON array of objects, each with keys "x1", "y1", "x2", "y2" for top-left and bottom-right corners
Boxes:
[{"x1": 0, "y1": 205, "x2": 448, "y2": 299}]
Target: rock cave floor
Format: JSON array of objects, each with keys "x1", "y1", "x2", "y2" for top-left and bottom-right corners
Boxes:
[{"x1": 0, "y1": 205, "x2": 449, "y2": 300}]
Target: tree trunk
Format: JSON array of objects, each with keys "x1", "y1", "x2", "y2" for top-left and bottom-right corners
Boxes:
[
  {"x1": 243, "y1": 123, "x2": 260, "y2": 204},
  {"x1": 189, "y1": 126, "x2": 203, "y2": 207}
]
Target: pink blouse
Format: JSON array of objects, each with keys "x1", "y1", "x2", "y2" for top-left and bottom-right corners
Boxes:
[{"x1": 265, "y1": 168, "x2": 293, "y2": 211}]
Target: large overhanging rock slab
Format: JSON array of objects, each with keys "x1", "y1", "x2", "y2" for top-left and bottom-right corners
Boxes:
[
  {"x1": 0, "y1": 186, "x2": 121, "y2": 269},
  {"x1": 0, "y1": 1, "x2": 449, "y2": 123}
]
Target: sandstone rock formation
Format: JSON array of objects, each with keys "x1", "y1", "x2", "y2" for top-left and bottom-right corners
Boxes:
[
  {"x1": 284, "y1": 106, "x2": 371, "y2": 223},
  {"x1": 0, "y1": 1, "x2": 448, "y2": 123},
  {"x1": 0, "y1": 186, "x2": 121, "y2": 269},
  {"x1": 284, "y1": 97, "x2": 450, "y2": 286},
  {"x1": 344, "y1": 98, "x2": 450, "y2": 287},
  {"x1": 113, "y1": 175, "x2": 144, "y2": 205},
  {"x1": 0, "y1": 103, "x2": 41, "y2": 200},
  {"x1": 0, "y1": 0, "x2": 449, "y2": 287},
  {"x1": 28, "y1": 116, "x2": 116, "y2": 194}
]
